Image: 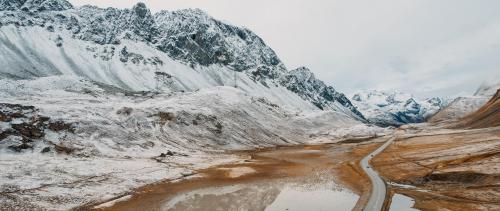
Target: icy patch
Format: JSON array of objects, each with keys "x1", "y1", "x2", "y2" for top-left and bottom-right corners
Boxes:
[
  {"x1": 388, "y1": 182, "x2": 430, "y2": 193},
  {"x1": 93, "y1": 195, "x2": 132, "y2": 209},
  {"x1": 388, "y1": 182, "x2": 417, "y2": 189}
]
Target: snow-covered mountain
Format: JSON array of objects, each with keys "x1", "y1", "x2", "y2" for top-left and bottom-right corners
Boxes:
[
  {"x1": 351, "y1": 90, "x2": 448, "y2": 126},
  {"x1": 0, "y1": 2, "x2": 381, "y2": 209},
  {"x1": 280, "y1": 67, "x2": 365, "y2": 120},
  {"x1": 0, "y1": 0, "x2": 364, "y2": 120}
]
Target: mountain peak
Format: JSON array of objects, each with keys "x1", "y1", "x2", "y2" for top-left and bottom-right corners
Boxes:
[
  {"x1": 153, "y1": 8, "x2": 285, "y2": 76},
  {"x1": 132, "y1": 2, "x2": 149, "y2": 18}
]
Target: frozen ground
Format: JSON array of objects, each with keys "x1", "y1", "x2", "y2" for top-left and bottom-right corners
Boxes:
[{"x1": 0, "y1": 76, "x2": 383, "y2": 210}]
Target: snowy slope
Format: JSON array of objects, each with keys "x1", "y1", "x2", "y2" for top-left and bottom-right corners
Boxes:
[
  {"x1": 0, "y1": 26, "x2": 316, "y2": 112},
  {"x1": 429, "y1": 79, "x2": 499, "y2": 123},
  {"x1": 454, "y1": 89, "x2": 500, "y2": 129},
  {"x1": 0, "y1": 1, "x2": 379, "y2": 209},
  {"x1": 351, "y1": 90, "x2": 448, "y2": 126},
  {"x1": 0, "y1": 1, "x2": 364, "y2": 119},
  {"x1": 428, "y1": 96, "x2": 489, "y2": 123},
  {"x1": 0, "y1": 77, "x2": 377, "y2": 210},
  {"x1": 474, "y1": 78, "x2": 500, "y2": 97}
]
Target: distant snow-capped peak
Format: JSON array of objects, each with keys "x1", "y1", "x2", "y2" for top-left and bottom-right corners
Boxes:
[{"x1": 351, "y1": 90, "x2": 448, "y2": 126}]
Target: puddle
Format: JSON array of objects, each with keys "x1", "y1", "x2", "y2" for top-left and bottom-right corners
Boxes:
[
  {"x1": 264, "y1": 185, "x2": 358, "y2": 211},
  {"x1": 97, "y1": 142, "x2": 374, "y2": 211},
  {"x1": 162, "y1": 177, "x2": 358, "y2": 211},
  {"x1": 389, "y1": 194, "x2": 419, "y2": 211}
]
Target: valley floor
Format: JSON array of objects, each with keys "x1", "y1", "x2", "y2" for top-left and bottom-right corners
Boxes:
[
  {"x1": 1, "y1": 94, "x2": 498, "y2": 211},
  {"x1": 90, "y1": 125, "x2": 500, "y2": 211},
  {"x1": 87, "y1": 137, "x2": 386, "y2": 211}
]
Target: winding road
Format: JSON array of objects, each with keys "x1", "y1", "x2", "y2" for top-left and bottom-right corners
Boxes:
[{"x1": 360, "y1": 136, "x2": 395, "y2": 211}]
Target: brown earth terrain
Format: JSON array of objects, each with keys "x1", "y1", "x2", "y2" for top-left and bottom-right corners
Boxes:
[
  {"x1": 86, "y1": 138, "x2": 385, "y2": 211},
  {"x1": 372, "y1": 127, "x2": 500, "y2": 210}
]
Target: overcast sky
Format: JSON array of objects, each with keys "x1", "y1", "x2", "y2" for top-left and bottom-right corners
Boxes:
[{"x1": 69, "y1": 0, "x2": 500, "y2": 98}]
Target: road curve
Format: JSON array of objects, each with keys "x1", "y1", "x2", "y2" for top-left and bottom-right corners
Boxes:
[{"x1": 360, "y1": 137, "x2": 395, "y2": 211}]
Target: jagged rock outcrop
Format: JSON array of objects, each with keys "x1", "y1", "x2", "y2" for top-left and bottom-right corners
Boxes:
[
  {"x1": 0, "y1": 2, "x2": 284, "y2": 78},
  {"x1": 73, "y1": 3, "x2": 157, "y2": 44},
  {"x1": 22, "y1": 0, "x2": 73, "y2": 11},
  {"x1": 0, "y1": 0, "x2": 72, "y2": 11},
  {"x1": 280, "y1": 67, "x2": 365, "y2": 120},
  {"x1": 0, "y1": 0, "x2": 26, "y2": 11},
  {"x1": 154, "y1": 9, "x2": 286, "y2": 78}
]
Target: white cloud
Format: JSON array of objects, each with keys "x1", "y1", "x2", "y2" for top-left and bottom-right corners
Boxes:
[{"x1": 68, "y1": 0, "x2": 500, "y2": 98}]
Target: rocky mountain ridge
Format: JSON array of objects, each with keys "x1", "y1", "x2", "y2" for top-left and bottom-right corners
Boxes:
[
  {"x1": 0, "y1": 0, "x2": 365, "y2": 120},
  {"x1": 281, "y1": 67, "x2": 365, "y2": 120}
]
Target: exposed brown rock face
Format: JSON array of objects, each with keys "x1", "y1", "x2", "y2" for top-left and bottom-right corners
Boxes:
[
  {"x1": 11, "y1": 122, "x2": 45, "y2": 138},
  {"x1": 0, "y1": 103, "x2": 75, "y2": 152}
]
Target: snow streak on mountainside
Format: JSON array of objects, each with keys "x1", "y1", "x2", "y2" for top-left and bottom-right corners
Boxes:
[
  {"x1": 351, "y1": 90, "x2": 448, "y2": 126},
  {"x1": 0, "y1": 0, "x2": 364, "y2": 120}
]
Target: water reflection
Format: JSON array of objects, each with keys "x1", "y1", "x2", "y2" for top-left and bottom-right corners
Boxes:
[
  {"x1": 163, "y1": 173, "x2": 358, "y2": 211},
  {"x1": 389, "y1": 194, "x2": 419, "y2": 211}
]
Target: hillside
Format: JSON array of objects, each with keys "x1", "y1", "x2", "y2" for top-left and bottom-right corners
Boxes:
[
  {"x1": 429, "y1": 79, "x2": 500, "y2": 124},
  {"x1": 455, "y1": 89, "x2": 500, "y2": 129}
]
